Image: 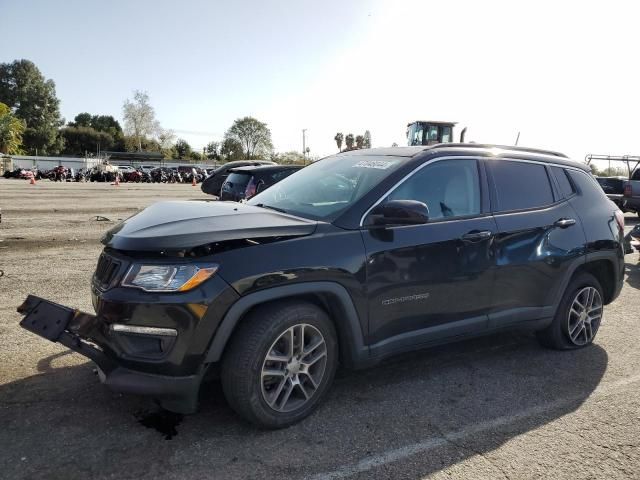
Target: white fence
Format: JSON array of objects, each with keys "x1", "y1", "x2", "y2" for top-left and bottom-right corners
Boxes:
[{"x1": 11, "y1": 155, "x2": 102, "y2": 171}]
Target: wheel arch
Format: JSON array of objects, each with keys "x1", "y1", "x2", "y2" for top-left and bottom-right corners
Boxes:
[
  {"x1": 205, "y1": 282, "x2": 368, "y2": 368},
  {"x1": 574, "y1": 258, "x2": 618, "y2": 304}
]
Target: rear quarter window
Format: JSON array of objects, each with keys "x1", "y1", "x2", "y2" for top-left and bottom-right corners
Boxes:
[
  {"x1": 550, "y1": 166, "x2": 576, "y2": 198},
  {"x1": 489, "y1": 160, "x2": 554, "y2": 212}
]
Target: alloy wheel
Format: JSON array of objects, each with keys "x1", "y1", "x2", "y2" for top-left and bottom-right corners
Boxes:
[
  {"x1": 260, "y1": 324, "x2": 327, "y2": 413},
  {"x1": 567, "y1": 286, "x2": 603, "y2": 346}
]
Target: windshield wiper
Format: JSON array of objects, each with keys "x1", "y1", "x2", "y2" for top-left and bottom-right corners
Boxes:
[{"x1": 255, "y1": 203, "x2": 288, "y2": 214}]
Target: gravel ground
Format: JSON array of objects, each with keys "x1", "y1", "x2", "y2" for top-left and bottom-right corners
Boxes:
[{"x1": 1, "y1": 178, "x2": 639, "y2": 480}]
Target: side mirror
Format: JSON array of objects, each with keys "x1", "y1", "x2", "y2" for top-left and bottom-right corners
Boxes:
[{"x1": 368, "y1": 200, "x2": 429, "y2": 227}]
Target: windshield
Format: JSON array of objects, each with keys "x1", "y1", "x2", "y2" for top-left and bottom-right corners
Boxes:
[{"x1": 247, "y1": 155, "x2": 406, "y2": 220}]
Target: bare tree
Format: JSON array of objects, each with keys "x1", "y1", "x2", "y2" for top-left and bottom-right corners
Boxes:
[
  {"x1": 157, "y1": 128, "x2": 176, "y2": 150},
  {"x1": 122, "y1": 90, "x2": 160, "y2": 151}
]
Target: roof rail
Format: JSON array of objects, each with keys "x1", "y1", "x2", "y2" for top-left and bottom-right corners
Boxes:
[{"x1": 432, "y1": 143, "x2": 568, "y2": 158}]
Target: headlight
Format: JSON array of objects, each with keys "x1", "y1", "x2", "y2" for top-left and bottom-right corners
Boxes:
[{"x1": 121, "y1": 263, "x2": 218, "y2": 292}]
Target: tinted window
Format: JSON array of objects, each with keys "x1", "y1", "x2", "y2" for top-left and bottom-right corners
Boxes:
[
  {"x1": 550, "y1": 166, "x2": 575, "y2": 198},
  {"x1": 489, "y1": 161, "x2": 554, "y2": 212},
  {"x1": 387, "y1": 159, "x2": 480, "y2": 220},
  {"x1": 224, "y1": 172, "x2": 251, "y2": 190}
]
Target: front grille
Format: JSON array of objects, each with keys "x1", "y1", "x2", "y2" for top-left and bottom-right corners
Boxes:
[{"x1": 94, "y1": 253, "x2": 122, "y2": 290}]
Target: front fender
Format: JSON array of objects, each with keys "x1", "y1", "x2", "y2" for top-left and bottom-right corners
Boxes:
[{"x1": 204, "y1": 281, "x2": 368, "y2": 368}]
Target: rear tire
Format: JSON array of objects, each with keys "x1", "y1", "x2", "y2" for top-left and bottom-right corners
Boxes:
[
  {"x1": 221, "y1": 301, "x2": 338, "y2": 428},
  {"x1": 537, "y1": 272, "x2": 604, "y2": 350}
]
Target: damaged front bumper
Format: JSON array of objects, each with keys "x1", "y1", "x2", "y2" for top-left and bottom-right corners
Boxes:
[{"x1": 17, "y1": 295, "x2": 203, "y2": 413}]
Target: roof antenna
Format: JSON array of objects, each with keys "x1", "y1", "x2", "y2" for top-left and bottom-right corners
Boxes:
[{"x1": 514, "y1": 131, "x2": 521, "y2": 146}]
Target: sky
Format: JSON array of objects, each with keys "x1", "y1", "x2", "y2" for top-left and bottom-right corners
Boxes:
[{"x1": 1, "y1": 0, "x2": 639, "y2": 166}]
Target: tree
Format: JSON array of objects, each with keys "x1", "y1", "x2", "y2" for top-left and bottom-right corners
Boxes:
[
  {"x1": 220, "y1": 137, "x2": 244, "y2": 161},
  {"x1": 60, "y1": 126, "x2": 113, "y2": 155},
  {"x1": 0, "y1": 102, "x2": 26, "y2": 154},
  {"x1": 124, "y1": 135, "x2": 160, "y2": 152},
  {"x1": 174, "y1": 138, "x2": 192, "y2": 159},
  {"x1": 345, "y1": 133, "x2": 355, "y2": 150},
  {"x1": 0, "y1": 59, "x2": 63, "y2": 154},
  {"x1": 224, "y1": 116, "x2": 273, "y2": 159},
  {"x1": 205, "y1": 141, "x2": 220, "y2": 160},
  {"x1": 122, "y1": 90, "x2": 160, "y2": 151},
  {"x1": 355, "y1": 135, "x2": 364, "y2": 149},
  {"x1": 69, "y1": 112, "x2": 92, "y2": 128},
  {"x1": 363, "y1": 130, "x2": 371, "y2": 149},
  {"x1": 334, "y1": 132, "x2": 344, "y2": 152},
  {"x1": 68, "y1": 113, "x2": 124, "y2": 152},
  {"x1": 158, "y1": 128, "x2": 176, "y2": 153},
  {"x1": 275, "y1": 150, "x2": 306, "y2": 165}
]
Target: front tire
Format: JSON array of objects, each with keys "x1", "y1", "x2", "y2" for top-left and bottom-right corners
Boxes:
[
  {"x1": 537, "y1": 272, "x2": 604, "y2": 350},
  {"x1": 221, "y1": 301, "x2": 338, "y2": 428}
]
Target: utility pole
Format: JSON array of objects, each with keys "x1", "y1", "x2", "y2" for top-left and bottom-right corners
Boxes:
[{"x1": 302, "y1": 129, "x2": 307, "y2": 163}]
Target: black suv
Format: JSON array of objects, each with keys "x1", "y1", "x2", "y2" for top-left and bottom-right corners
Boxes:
[
  {"x1": 220, "y1": 165, "x2": 303, "y2": 202},
  {"x1": 18, "y1": 144, "x2": 625, "y2": 428}
]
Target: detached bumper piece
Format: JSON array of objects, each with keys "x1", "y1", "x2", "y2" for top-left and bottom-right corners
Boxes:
[{"x1": 17, "y1": 295, "x2": 201, "y2": 414}]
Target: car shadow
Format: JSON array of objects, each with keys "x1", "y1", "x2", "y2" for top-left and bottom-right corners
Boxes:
[
  {"x1": 625, "y1": 261, "x2": 640, "y2": 290},
  {"x1": 0, "y1": 331, "x2": 608, "y2": 480}
]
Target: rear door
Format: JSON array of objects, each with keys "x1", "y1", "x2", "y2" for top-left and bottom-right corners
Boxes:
[{"x1": 486, "y1": 159, "x2": 586, "y2": 329}]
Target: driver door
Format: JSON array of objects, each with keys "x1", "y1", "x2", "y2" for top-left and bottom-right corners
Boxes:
[{"x1": 360, "y1": 158, "x2": 497, "y2": 357}]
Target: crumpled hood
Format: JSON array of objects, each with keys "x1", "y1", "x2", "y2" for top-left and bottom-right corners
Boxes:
[{"x1": 102, "y1": 200, "x2": 317, "y2": 251}]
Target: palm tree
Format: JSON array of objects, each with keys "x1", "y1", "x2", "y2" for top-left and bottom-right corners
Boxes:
[
  {"x1": 334, "y1": 132, "x2": 344, "y2": 152},
  {"x1": 345, "y1": 133, "x2": 355, "y2": 151},
  {"x1": 355, "y1": 135, "x2": 364, "y2": 149},
  {"x1": 0, "y1": 103, "x2": 26, "y2": 155}
]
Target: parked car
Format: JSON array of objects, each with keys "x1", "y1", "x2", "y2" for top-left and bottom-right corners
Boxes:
[
  {"x1": 595, "y1": 176, "x2": 627, "y2": 211},
  {"x1": 201, "y1": 160, "x2": 275, "y2": 196},
  {"x1": 18, "y1": 144, "x2": 625, "y2": 428},
  {"x1": 622, "y1": 168, "x2": 640, "y2": 216},
  {"x1": 220, "y1": 165, "x2": 303, "y2": 202}
]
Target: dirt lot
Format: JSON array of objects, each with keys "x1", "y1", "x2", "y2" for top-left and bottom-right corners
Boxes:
[{"x1": 1, "y1": 178, "x2": 639, "y2": 480}]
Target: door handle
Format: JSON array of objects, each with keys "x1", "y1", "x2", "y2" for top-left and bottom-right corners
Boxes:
[
  {"x1": 554, "y1": 218, "x2": 576, "y2": 228},
  {"x1": 461, "y1": 230, "x2": 493, "y2": 242}
]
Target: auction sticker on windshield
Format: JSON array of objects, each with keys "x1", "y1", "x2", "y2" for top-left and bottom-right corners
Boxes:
[{"x1": 352, "y1": 160, "x2": 395, "y2": 170}]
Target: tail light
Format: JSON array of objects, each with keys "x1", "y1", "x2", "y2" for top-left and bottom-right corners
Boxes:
[
  {"x1": 614, "y1": 209, "x2": 625, "y2": 231},
  {"x1": 244, "y1": 177, "x2": 257, "y2": 199},
  {"x1": 624, "y1": 184, "x2": 632, "y2": 197}
]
